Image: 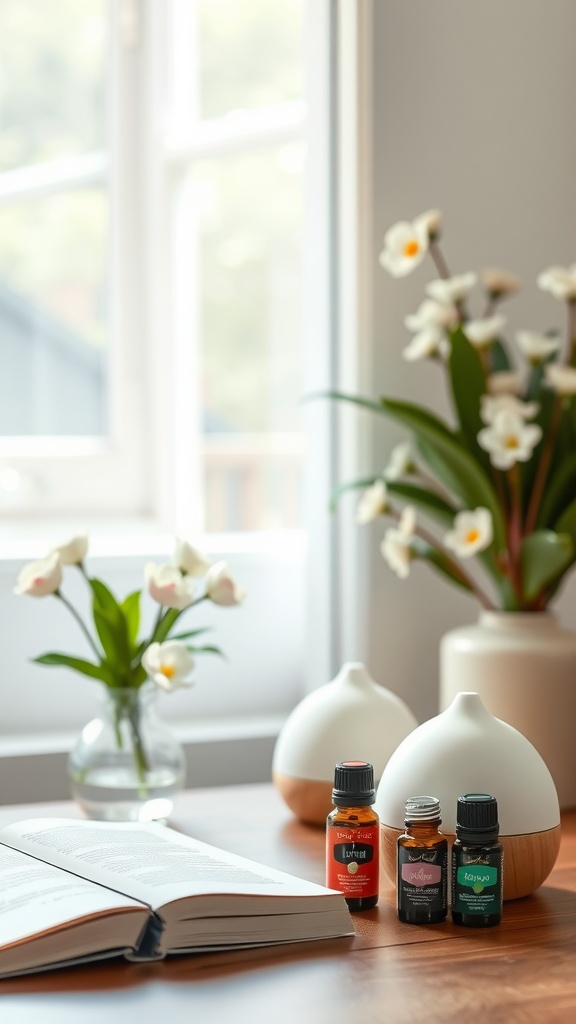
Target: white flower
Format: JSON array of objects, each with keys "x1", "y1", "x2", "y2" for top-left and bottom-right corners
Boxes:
[
  {"x1": 516, "y1": 331, "x2": 560, "y2": 365},
  {"x1": 173, "y1": 538, "x2": 211, "y2": 577},
  {"x1": 487, "y1": 371, "x2": 525, "y2": 396},
  {"x1": 356, "y1": 480, "x2": 388, "y2": 524},
  {"x1": 481, "y1": 268, "x2": 521, "y2": 298},
  {"x1": 537, "y1": 265, "x2": 576, "y2": 301},
  {"x1": 477, "y1": 410, "x2": 542, "y2": 470},
  {"x1": 142, "y1": 641, "x2": 195, "y2": 692},
  {"x1": 544, "y1": 363, "x2": 576, "y2": 396},
  {"x1": 379, "y1": 217, "x2": 430, "y2": 278},
  {"x1": 384, "y1": 442, "x2": 414, "y2": 481},
  {"x1": 206, "y1": 561, "x2": 245, "y2": 606},
  {"x1": 444, "y1": 508, "x2": 493, "y2": 558},
  {"x1": 426, "y1": 273, "x2": 477, "y2": 305},
  {"x1": 480, "y1": 393, "x2": 539, "y2": 425},
  {"x1": 50, "y1": 533, "x2": 88, "y2": 566},
  {"x1": 403, "y1": 326, "x2": 450, "y2": 362},
  {"x1": 404, "y1": 298, "x2": 458, "y2": 333},
  {"x1": 145, "y1": 562, "x2": 196, "y2": 610},
  {"x1": 464, "y1": 315, "x2": 506, "y2": 348},
  {"x1": 14, "y1": 552, "x2": 62, "y2": 598},
  {"x1": 415, "y1": 208, "x2": 442, "y2": 238},
  {"x1": 380, "y1": 507, "x2": 416, "y2": 579}
]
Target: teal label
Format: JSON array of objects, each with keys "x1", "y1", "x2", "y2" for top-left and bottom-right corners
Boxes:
[
  {"x1": 456, "y1": 865, "x2": 498, "y2": 893},
  {"x1": 452, "y1": 849, "x2": 502, "y2": 916}
]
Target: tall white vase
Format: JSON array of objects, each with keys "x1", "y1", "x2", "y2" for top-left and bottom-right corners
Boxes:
[{"x1": 439, "y1": 610, "x2": 576, "y2": 810}]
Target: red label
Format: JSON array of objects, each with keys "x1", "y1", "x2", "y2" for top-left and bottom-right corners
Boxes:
[{"x1": 326, "y1": 825, "x2": 379, "y2": 897}]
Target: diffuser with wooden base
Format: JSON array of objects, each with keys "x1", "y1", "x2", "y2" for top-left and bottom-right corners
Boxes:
[{"x1": 375, "y1": 691, "x2": 561, "y2": 901}]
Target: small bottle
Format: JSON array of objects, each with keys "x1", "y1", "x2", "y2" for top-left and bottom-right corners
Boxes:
[
  {"x1": 451, "y1": 793, "x2": 503, "y2": 927},
  {"x1": 326, "y1": 760, "x2": 379, "y2": 911},
  {"x1": 397, "y1": 795, "x2": 447, "y2": 924}
]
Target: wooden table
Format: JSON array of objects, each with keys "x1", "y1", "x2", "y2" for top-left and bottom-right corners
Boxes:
[{"x1": 1, "y1": 783, "x2": 576, "y2": 1023}]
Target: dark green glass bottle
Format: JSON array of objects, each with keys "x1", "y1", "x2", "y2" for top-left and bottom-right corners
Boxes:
[{"x1": 451, "y1": 793, "x2": 503, "y2": 927}]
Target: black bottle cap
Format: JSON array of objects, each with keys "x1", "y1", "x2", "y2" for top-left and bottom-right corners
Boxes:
[
  {"x1": 332, "y1": 761, "x2": 375, "y2": 806},
  {"x1": 456, "y1": 793, "x2": 499, "y2": 842}
]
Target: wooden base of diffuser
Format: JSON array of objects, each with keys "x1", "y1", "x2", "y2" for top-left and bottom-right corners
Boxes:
[
  {"x1": 273, "y1": 772, "x2": 333, "y2": 826},
  {"x1": 380, "y1": 822, "x2": 561, "y2": 901}
]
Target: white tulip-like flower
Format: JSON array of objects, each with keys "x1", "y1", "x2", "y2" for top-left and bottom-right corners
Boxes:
[
  {"x1": 481, "y1": 268, "x2": 521, "y2": 298},
  {"x1": 403, "y1": 326, "x2": 450, "y2": 362},
  {"x1": 384, "y1": 441, "x2": 414, "y2": 481},
  {"x1": 477, "y1": 410, "x2": 542, "y2": 470},
  {"x1": 487, "y1": 371, "x2": 525, "y2": 396},
  {"x1": 379, "y1": 216, "x2": 430, "y2": 278},
  {"x1": 173, "y1": 538, "x2": 211, "y2": 577},
  {"x1": 404, "y1": 298, "x2": 458, "y2": 333},
  {"x1": 426, "y1": 273, "x2": 477, "y2": 305},
  {"x1": 206, "y1": 562, "x2": 245, "y2": 606},
  {"x1": 480, "y1": 393, "x2": 539, "y2": 425},
  {"x1": 145, "y1": 562, "x2": 196, "y2": 610},
  {"x1": 463, "y1": 315, "x2": 506, "y2": 348},
  {"x1": 356, "y1": 480, "x2": 388, "y2": 524},
  {"x1": 544, "y1": 363, "x2": 576, "y2": 396},
  {"x1": 443, "y1": 508, "x2": 493, "y2": 558},
  {"x1": 516, "y1": 331, "x2": 560, "y2": 365},
  {"x1": 380, "y1": 506, "x2": 416, "y2": 579},
  {"x1": 142, "y1": 641, "x2": 195, "y2": 692},
  {"x1": 537, "y1": 265, "x2": 576, "y2": 301},
  {"x1": 50, "y1": 533, "x2": 88, "y2": 566},
  {"x1": 14, "y1": 552, "x2": 62, "y2": 598}
]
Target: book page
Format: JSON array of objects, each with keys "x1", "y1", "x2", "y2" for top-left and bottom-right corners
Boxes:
[
  {"x1": 0, "y1": 819, "x2": 342, "y2": 914},
  {"x1": 0, "y1": 843, "x2": 145, "y2": 950}
]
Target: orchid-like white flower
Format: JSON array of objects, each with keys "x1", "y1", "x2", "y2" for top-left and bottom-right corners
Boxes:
[
  {"x1": 142, "y1": 640, "x2": 195, "y2": 692},
  {"x1": 463, "y1": 315, "x2": 506, "y2": 348},
  {"x1": 356, "y1": 480, "x2": 388, "y2": 524},
  {"x1": 544, "y1": 363, "x2": 576, "y2": 396},
  {"x1": 14, "y1": 552, "x2": 62, "y2": 598},
  {"x1": 477, "y1": 410, "x2": 542, "y2": 470},
  {"x1": 145, "y1": 562, "x2": 196, "y2": 610},
  {"x1": 537, "y1": 265, "x2": 576, "y2": 301},
  {"x1": 384, "y1": 442, "x2": 414, "y2": 481},
  {"x1": 416, "y1": 208, "x2": 442, "y2": 238},
  {"x1": 380, "y1": 506, "x2": 416, "y2": 579},
  {"x1": 404, "y1": 298, "x2": 458, "y2": 333},
  {"x1": 481, "y1": 268, "x2": 521, "y2": 298},
  {"x1": 206, "y1": 561, "x2": 245, "y2": 606},
  {"x1": 173, "y1": 538, "x2": 211, "y2": 577},
  {"x1": 426, "y1": 272, "x2": 477, "y2": 305},
  {"x1": 403, "y1": 326, "x2": 450, "y2": 362},
  {"x1": 516, "y1": 331, "x2": 560, "y2": 365},
  {"x1": 480, "y1": 393, "x2": 539, "y2": 425},
  {"x1": 487, "y1": 371, "x2": 525, "y2": 396},
  {"x1": 50, "y1": 533, "x2": 88, "y2": 566},
  {"x1": 443, "y1": 508, "x2": 493, "y2": 559},
  {"x1": 379, "y1": 217, "x2": 430, "y2": 278}
]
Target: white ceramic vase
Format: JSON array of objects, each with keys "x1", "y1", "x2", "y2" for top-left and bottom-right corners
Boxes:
[
  {"x1": 439, "y1": 610, "x2": 576, "y2": 810},
  {"x1": 272, "y1": 662, "x2": 417, "y2": 825},
  {"x1": 375, "y1": 691, "x2": 561, "y2": 900}
]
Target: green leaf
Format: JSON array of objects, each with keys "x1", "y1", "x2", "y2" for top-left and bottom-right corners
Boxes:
[
  {"x1": 555, "y1": 498, "x2": 576, "y2": 550},
  {"x1": 520, "y1": 530, "x2": 574, "y2": 602},
  {"x1": 328, "y1": 475, "x2": 380, "y2": 512},
  {"x1": 448, "y1": 327, "x2": 487, "y2": 466},
  {"x1": 490, "y1": 338, "x2": 512, "y2": 374},
  {"x1": 169, "y1": 627, "x2": 212, "y2": 642},
  {"x1": 537, "y1": 451, "x2": 576, "y2": 527},
  {"x1": 187, "y1": 644, "x2": 223, "y2": 657},
  {"x1": 381, "y1": 398, "x2": 506, "y2": 549},
  {"x1": 34, "y1": 653, "x2": 114, "y2": 685},
  {"x1": 387, "y1": 481, "x2": 456, "y2": 526},
  {"x1": 121, "y1": 590, "x2": 141, "y2": 648},
  {"x1": 152, "y1": 607, "x2": 183, "y2": 644},
  {"x1": 305, "y1": 389, "x2": 388, "y2": 417},
  {"x1": 414, "y1": 543, "x2": 474, "y2": 594},
  {"x1": 92, "y1": 605, "x2": 131, "y2": 681}
]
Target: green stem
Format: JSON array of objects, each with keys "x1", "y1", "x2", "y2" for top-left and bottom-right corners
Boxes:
[
  {"x1": 506, "y1": 465, "x2": 524, "y2": 605},
  {"x1": 525, "y1": 394, "x2": 563, "y2": 535},
  {"x1": 412, "y1": 518, "x2": 496, "y2": 610},
  {"x1": 568, "y1": 299, "x2": 576, "y2": 367},
  {"x1": 55, "y1": 591, "x2": 102, "y2": 661},
  {"x1": 428, "y1": 238, "x2": 451, "y2": 280}
]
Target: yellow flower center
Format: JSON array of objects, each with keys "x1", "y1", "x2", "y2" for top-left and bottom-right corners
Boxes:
[
  {"x1": 160, "y1": 663, "x2": 175, "y2": 678},
  {"x1": 403, "y1": 239, "x2": 420, "y2": 258},
  {"x1": 466, "y1": 529, "x2": 480, "y2": 545},
  {"x1": 504, "y1": 435, "x2": 519, "y2": 449}
]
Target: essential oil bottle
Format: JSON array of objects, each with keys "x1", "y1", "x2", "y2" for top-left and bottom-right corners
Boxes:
[
  {"x1": 326, "y1": 760, "x2": 379, "y2": 911},
  {"x1": 451, "y1": 793, "x2": 503, "y2": 927},
  {"x1": 397, "y1": 795, "x2": 447, "y2": 924}
]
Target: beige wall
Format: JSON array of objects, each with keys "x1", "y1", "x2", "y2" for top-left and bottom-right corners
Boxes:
[{"x1": 364, "y1": 0, "x2": 576, "y2": 721}]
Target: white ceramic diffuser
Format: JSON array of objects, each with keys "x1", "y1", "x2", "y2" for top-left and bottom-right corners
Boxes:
[
  {"x1": 375, "y1": 691, "x2": 561, "y2": 900},
  {"x1": 272, "y1": 662, "x2": 417, "y2": 825}
]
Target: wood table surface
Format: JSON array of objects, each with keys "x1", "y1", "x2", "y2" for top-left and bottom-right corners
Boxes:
[{"x1": 1, "y1": 783, "x2": 575, "y2": 1023}]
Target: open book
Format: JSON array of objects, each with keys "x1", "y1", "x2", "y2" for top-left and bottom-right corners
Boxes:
[{"x1": 0, "y1": 818, "x2": 354, "y2": 979}]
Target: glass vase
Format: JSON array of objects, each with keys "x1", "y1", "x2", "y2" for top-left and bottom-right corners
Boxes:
[{"x1": 68, "y1": 682, "x2": 186, "y2": 822}]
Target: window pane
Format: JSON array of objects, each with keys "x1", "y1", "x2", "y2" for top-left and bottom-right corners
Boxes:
[
  {"x1": 0, "y1": 0, "x2": 106, "y2": 172},
  {"x1": 0, "y1": 190, "x2": 107, "y2": 436}
]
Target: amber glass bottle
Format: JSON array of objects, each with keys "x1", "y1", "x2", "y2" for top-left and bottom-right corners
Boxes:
[
  {"x1": 397, "y1": 795, "x2": 447, "y2": 924},
  {"x1": 326, "y1": 761, "x2": 379, "y2": 911}
]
